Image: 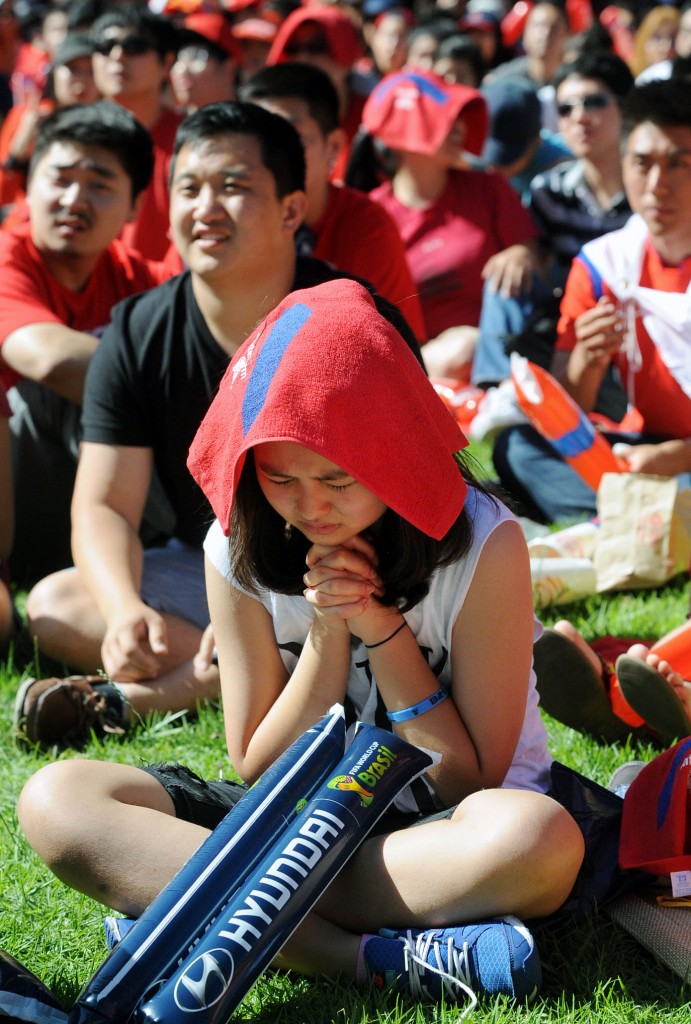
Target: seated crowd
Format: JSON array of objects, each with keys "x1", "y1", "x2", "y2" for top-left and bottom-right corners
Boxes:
[{"x1": 1, "y1": 0, "x2": 691, "y2": 1011}]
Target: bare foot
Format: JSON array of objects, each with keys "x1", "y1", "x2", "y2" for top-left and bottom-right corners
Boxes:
[
  {"x1": 553, "y1": 620, "x2": 603, "y2": 676},
  {"x1": 626, "y1": 644, "x2": 691, "y2": 719}
]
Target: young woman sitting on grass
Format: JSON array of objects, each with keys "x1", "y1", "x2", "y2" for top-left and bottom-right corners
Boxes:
[{"x1": 17, "y1": 280, "x2": 584, "y2": 1009}]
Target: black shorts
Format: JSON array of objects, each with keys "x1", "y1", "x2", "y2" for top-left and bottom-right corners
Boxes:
[{"x1": 140, "y1": 762, "x2": 456, "y2": 835}]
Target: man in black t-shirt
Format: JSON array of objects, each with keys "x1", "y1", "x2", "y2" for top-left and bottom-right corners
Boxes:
[{"x1": 20, "y1": 102, "x2": 420, "y2": 747}]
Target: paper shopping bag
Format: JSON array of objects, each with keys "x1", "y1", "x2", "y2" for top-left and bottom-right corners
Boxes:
[{"x1": 594, "y1": 473, "x2": 691, "y2": 592}]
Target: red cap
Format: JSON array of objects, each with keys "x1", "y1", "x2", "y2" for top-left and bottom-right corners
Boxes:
[
  {"x1": 232, "y1": 17, "x2": 278, "y2": 43},
  {"x1": 361, "y1": 70, "x2": 487, "y2": 156},
  {"x1": 619, "y1": 737, "x2": 691, "y2": 876},
  {"x1": 458, "y1": 11, "x2": 499, "y2": 33},
  {"x1": 267, "y1": 6, "x2": 364, "y2": 68},
  {"x1": 187, "y1": 279, "x2": 468, "y2": 539},
  {"x1": 182, "y1": 12, "x2": 242, "y2": 61}
]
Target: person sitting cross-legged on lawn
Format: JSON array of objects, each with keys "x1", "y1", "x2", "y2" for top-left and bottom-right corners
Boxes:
[
  {"x1": 350, "y1": 69, "x2": 541, "y2": 380},
  {"x1": 470, "y1": 49, "x2": 635, "y2": 398},
  {"x1": 0, "y1": 101, "x2": 170, "y2": 587},
  {"x1": 18, "y1": 102, "x2": 423, "y2": 750},
  {"x1": 534, "y1": 617, "x2": 691, "y2": 747},
  {"x1": 493, "y1": 79, "x2": 691, "y2": 524},
  {"x1": 17, "y1": 279, "x2": 584, "y2": 1010}
]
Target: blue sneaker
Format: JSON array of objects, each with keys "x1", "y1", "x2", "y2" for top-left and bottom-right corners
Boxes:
[
  {"x1": 362, "y1": 915, "x2": 540, "y2": 1010},
  {"x1": 104, "y1": 915, "x2": 137, "y2": 950}
]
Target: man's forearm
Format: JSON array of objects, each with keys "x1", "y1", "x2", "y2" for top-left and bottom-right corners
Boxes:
[
  {"x1": 2, "y1": 324, "x2": 99, "y2": 404},
  {"x1": 72, "y1": 504, "x2": 145, "y2": 623}
]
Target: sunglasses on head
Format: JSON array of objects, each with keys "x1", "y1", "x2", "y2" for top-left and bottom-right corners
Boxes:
[
  {"x1": 94, "y1": 35, "x2": 155, "y2": 58},
  {"x1": 557, "y1": 92, "x2": 611, "y2": 118},
  {"x1": 284, "y1": 37, "x2": 330, "y2": 57}
]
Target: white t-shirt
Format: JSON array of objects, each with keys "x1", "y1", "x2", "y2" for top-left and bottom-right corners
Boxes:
[{"x1": 204, "y1": 487, "x2": 552, "y2": 808}]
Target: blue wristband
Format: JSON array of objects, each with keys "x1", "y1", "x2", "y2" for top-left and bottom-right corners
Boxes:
[{"x1": 387, "y1": 687, "x2": 449, "y2": 723}]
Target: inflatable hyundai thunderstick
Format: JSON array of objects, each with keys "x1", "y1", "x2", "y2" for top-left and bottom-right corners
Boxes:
[{"x1": 63, "y1": 706, "x2": 434, "y2": 1024}]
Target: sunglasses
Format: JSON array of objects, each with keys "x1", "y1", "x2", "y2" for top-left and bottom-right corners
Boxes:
[
  {"x1": 284, "y1": 37, "x2": 330, "y2": 57},
  {"x1": 557, "y1": 92, "x2": 611, "y2": 118},
  {"x1": 94, "y1": 35, "x2": 155, "y2": 58}
]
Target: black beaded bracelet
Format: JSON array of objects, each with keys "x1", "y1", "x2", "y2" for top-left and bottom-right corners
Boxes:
[{"x1": 364, "y1": 621, "x2": 407, "y2": 649}]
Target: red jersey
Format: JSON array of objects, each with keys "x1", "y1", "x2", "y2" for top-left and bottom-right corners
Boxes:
[
  {"x1": 0, "y1": 223, "x2": 172, "y2": 390},
  {"x1": 371, "y1": 169, "x2": 538, "y2": 339}
]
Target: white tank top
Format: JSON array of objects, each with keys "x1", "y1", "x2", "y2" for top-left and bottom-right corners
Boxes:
[{"x1": 204, "y1": 487, "x2": 552, "y2": 809}]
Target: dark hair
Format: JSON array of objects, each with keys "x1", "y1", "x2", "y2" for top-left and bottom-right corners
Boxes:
[
  {"x1": 239, "y1": 63, "x2": 340, "y2": 136},
  {"x1": 621, "y1": 79, "x2": 691, "y2": 145},
  {"x1": 230, "y1": 451, "x2": 489, "y2": 613},
  {"x1": 553, "y1": 48, "x2": 634, "y2": 101},
  {"x1": 171, "y1": 101, "x2": 305, "y2": 196},
  {"x1": 344, "y1": 128, "x2": 397, "y2": 192},
  {"x1": 407, "y1": 17, "x2": 456, "y2": 51},
  {"x1": 67, "y1": 0, "x2": 110, "y2": 32},
  {"x1": 562, "y1": 22, "x2": 615, "y2": 60},
  {"x1": 90, "y1": 3, "x2": 180, "y2": 57},
  {"x1": 29, "y1": 100, "x2": 153, "y2": 199},
  {"x1": 435, "y1": 34, "x2": 485, "y2": 85},
  {"x1": 671, "y1": 54, "x2": 691, "y2": 80}
]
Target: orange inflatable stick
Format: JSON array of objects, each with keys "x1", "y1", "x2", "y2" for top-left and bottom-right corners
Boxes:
[
  {"x1": 566, "y1": 0, "x2": 593, "y2": 32},
  {"x1": 650, "y1": 620, "x2": 691, "y2": 680},
  {"x1": 431, "y1": 378, "x2": 484, "y2": 433},
  {"x1": 501, "y1": 1, "x2": 533, "y2": 48},
  {"x1": 510, "y1": 353, "x2": 627, "y2": 492}
]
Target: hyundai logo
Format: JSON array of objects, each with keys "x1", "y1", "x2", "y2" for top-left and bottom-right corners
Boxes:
[{"x1": 173, "y1": 947, "x2": 235, "y2": 1012}]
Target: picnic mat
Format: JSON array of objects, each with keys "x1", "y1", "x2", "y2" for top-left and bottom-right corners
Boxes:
[{"x1": 606, "y1": 887, "x2": 691, "y2": 981}]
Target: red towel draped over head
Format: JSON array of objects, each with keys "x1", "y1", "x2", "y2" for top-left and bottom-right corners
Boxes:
[{"x1": 187, "y1": 279, "x2": 468, "y2": 539}]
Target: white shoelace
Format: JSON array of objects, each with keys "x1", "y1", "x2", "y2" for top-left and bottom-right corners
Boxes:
[{"x1": 401, "y1": 930, "x2": 478, "y2": 1017}]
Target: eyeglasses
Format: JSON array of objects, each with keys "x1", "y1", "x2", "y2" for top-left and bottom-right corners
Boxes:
[
  {"x1": 176, "y1": 47, "x2": 213, "y2": 69},
  {"x1": 94, "y1": 35, "x2": 155, "y2": 58},
  {"x1": 557, "y1": 92, "x2": 611, "y2": 118},
  {"x1": 284, "y1": 37, "x2": 330, "y2": 57}
]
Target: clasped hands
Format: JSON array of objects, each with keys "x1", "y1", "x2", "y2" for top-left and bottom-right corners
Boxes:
[{"x1": 302, "y1": 535, "x2": 402, "y2": 644}]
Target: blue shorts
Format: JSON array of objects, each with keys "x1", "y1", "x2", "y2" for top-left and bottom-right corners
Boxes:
[{"x1": 139, "y1": 539, "x2": 208, "y2": 630}]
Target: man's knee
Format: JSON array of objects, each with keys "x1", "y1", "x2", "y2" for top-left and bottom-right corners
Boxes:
[{"x1": 26, "y1": 569, "x2": 88, "y2": 635}]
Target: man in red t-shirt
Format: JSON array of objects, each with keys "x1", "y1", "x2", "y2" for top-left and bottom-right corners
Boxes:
[
  {"x1": 237, "y1": 62, "x2": 425, "y2": 339},
  {"x1": 493, "y1": 80, "x2": 691, "y2": 523},
  {"x1": 90, "y1": 6, "x2": 184, "y2": 260},
  {"x1": 0, "y1": 102, "x2": 171, "y2": 583}
]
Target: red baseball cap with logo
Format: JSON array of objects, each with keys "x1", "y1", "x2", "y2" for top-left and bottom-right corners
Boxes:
[
  {"x1": 182, "y1": 12, "x2": 242, "y2": 61},
  {"x1": 361, "y1": 69, "x2": 487, "y2": 157},
  {"x1": 619, "y1": 737, "x2": 691, "y2": 875}
]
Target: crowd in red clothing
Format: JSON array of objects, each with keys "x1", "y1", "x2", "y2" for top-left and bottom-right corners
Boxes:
[
  {"x1": 1, "y1": 0, "x2": 691, "y2": 749},
  {"x1": 0, "y1": 3, "x2": 689, "y2": 1013}
]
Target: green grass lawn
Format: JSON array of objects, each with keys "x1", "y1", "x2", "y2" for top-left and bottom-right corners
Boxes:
[{"x1": 1, "y1": 445, "x2": 689, "y2": 1022}]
